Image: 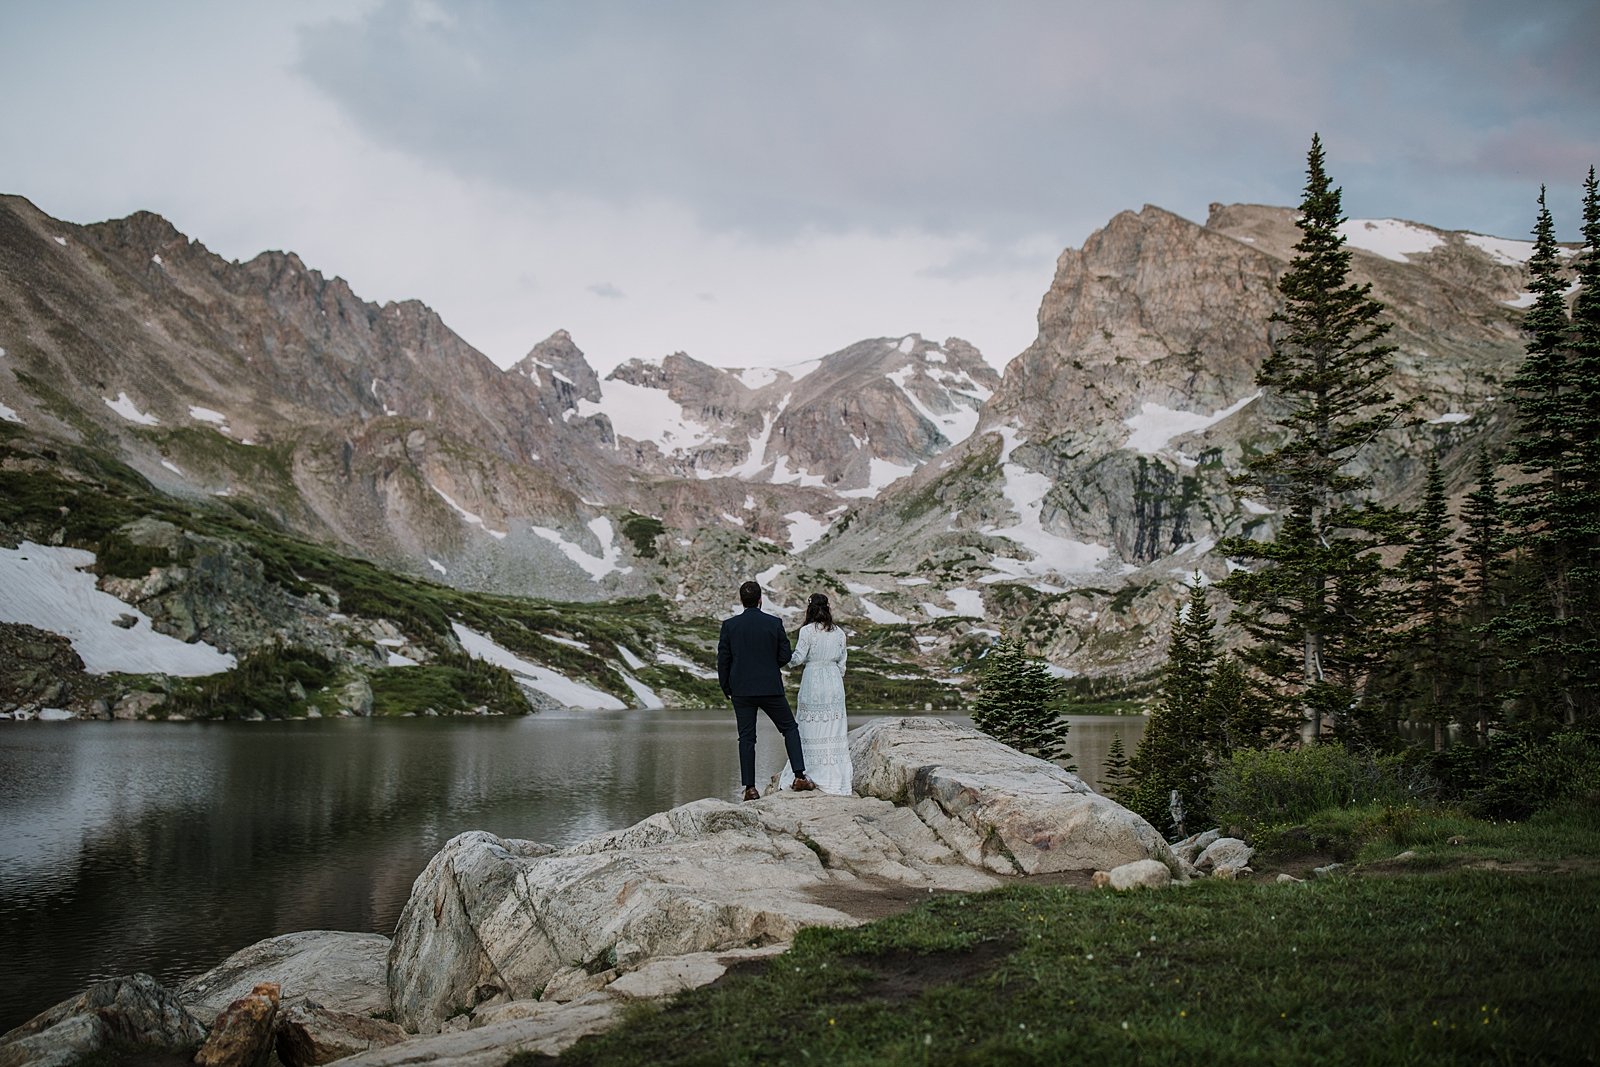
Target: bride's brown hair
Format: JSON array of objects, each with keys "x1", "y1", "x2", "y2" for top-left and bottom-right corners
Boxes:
[{"x1": 805, "y1": 593, "x2": 835, "y2": 631}]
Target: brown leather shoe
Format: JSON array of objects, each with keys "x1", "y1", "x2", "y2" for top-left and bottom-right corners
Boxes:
[
  {"x1": 791, "y1": 776, "x2": 818, "y2": 792},
  {"x1": 742, "y1": 786, "x2": 760, "y2": 801}
]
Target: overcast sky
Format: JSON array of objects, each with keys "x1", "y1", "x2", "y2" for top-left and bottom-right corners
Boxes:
[{"x1": 4, "y1": 1, "x2": 1596, "y2": 374}]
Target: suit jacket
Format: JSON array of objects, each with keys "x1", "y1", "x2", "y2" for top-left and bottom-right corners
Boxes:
[{"x1": 717, "y1": 607, "x2": 793, "y2": 697}]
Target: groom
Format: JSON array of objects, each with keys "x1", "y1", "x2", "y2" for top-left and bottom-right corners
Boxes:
[{"x1": 717, "y1": 580, "x2": 816, "y2": 800}]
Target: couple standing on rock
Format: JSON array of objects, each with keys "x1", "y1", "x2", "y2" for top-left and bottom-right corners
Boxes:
[{"x1": 716, "y1": 580, "x2": 851, "y2": 800}]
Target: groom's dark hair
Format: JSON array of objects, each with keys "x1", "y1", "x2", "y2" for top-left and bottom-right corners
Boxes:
[{"x1": 738, "y1": 581, "x2": 762, "y2": 609}]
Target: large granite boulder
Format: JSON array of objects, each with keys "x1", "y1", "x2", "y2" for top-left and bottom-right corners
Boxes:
[
  {"x1": 387, "y1": 794, "x2": 998, "y2": 1033},
  {"x1": 0, "y1": 974, "x2": 208, "y2": 1067},
  {"x1": 849, "y1": 717, "x2": 1181, "y2": 876},
  {"x1": 180, "y1": 930, "x2": 392, "y2": 1022}
]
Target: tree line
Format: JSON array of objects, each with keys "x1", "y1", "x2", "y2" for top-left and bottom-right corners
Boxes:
[{"x1": 975, "y1": 137, "x2": 1599, "y2": 833}]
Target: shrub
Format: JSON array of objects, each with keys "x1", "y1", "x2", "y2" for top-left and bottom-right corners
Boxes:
[
  {"x1": 1431, "y1": 727, "x2": 1600, "y2": 820},
  {"x1": 1210, "y1": 743, "x2": 1432, "y2": 840},
  {"x1": 167, "y1": 645, "x2": 338, "y2": 719}
]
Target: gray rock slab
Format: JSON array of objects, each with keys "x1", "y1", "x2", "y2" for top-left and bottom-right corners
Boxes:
[
  {"x1": 179, "y1": 931, "x2": 392, "y2": 1022},
  {"x1": 387, "y1": 793, "x2": 998, "y2": 1033},
  {"x1": 2, "y1": 974, "x2": 208, "y2": 1067},
  {"x1": 336, "y1": 1002, "x2": 621, "y2": 1067},
  {"x1": 849, "y1": 717, "x2": 1181, "y2": 876}
]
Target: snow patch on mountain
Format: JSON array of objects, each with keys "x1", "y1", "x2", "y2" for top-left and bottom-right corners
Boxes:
[
  {"x1": 1464, "y1": 233, "x2": 1535, "y2": 266},
  {"x1": 981, "y1": 458, "x2": 1111, "y2": 578},
  {"x1": 858, "y1": 596, "x2": 909, "y2": 625},
  {"x1": 577, "y1": 379, "x2": 717, "y2": 453},
  {"x1": 616, "y1": 668, "x2": 665, "y2": 708},
  {"x1": 839, "y1": 458, "x2": 916, "y2": 498},
  {"x1": 188, "y1": 406, "x2": 228, "y2": 426},
  {"x1": 1123, "y1": 392, "x2": 1261, "y2": 454},
  {"x1": 430, "y1": 483, "x2": 508, "y2": 540},
  {"x1": 785, "y1": 511, "x2": 831, "y2": 551},
  {"x1": 529, "y1": 517, "x2": 631, "y2": 580},
  {"x1": 657, "y1": 647, "x2": 717, "y2": 678},
  {"x1": 104, "y1": 392, "x2": 159, "y2": 425},
  {"x1": 886, "y1": 366, "x2": 981, "y2": 444},
  {"x1": 1339, "y1": 219, "x2": 1443, "y2": 262},
  {"x1": 451, "y1": 622, "x2": 626, "y2": 709},
  {"x1": 0, "y1": 542, "x2": 235, "y2": 676},
  {"x1": 735, "y1": 367, "x2": 780, "y2": 390}
]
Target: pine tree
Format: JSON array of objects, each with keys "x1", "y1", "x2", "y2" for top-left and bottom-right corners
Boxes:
[
  {"x1": 1565, "y1": 167, "x2": 1600, "y2": 722},
  {"x1": 1398, "y1": 455, "x2": 1463, "y2": 750},
  {"x1": 970, "y1": 633, "x2": 1072, "y2": 764},
  {"x1": 1127, "y1": 582, "x2": 1218, "y2": 831},
  {"x1": 1204, "y1": 653, "x2": 1283, "y2": 754},
  {"x1": 1220, "y1": 134, "x2": 1409, "y2": 742},
  {"x1": 1100, "y1": 735, "x2": 1135, "y2": 802},
  {"x1": 1459, "y1": 447, "x2": 1509, "y2": 738},
  {"x1": 1498, "y1": 185, "x2": 1596, "y2": 725}
]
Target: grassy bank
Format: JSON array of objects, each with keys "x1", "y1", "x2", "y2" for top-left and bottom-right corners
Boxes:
[{"x1": 526, "y1": 803, "x2": 1599, "y2": 1066}]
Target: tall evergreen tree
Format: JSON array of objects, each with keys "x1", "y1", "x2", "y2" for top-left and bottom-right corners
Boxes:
[
  {"x1": 1398, "y1": 455, "x2": 1463, "y2": 750},
  {"x1": 1127, "y1": 582, "x2": 1218, "y2": 832},
  {"x1": 1499, "y1": 186, "x2": 1595, "y2": 725},
  {"x1": 1564, "y1": 167, "x2": 1600, "y2": 722},
  {"x1": 1220, "y1": 134, "x2": 1409, "y2": 741},
  {"x1": 1459, "y1": 447, "x2": 1509, "y2": 738},
  {"x1": 970, "y1": 633, "x2": 1073, "y2": 764},
  {"x1": 1204, "y1": 653, "x2": 1283, "y2": 754}
]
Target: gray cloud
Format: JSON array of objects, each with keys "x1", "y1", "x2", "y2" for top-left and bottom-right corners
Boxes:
[
  {"x1": 587, "y1": 282, "x2": 626, "y2": 300},
  {"x1": 294, "y1": 0, "x2": 1599, "y2": 243}
]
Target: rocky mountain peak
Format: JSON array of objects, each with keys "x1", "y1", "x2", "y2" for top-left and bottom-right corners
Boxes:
[{"x1": 511, "y1": 329, "x2": 603, "y2": 405}]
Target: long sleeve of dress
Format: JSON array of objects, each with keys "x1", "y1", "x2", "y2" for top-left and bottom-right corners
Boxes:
[
  {"x1": 789, "y1": 624, "x2": 811, "y2": 666},
  {"x1": 837, "y1": 631, "x2": 848, "y2": 671}
]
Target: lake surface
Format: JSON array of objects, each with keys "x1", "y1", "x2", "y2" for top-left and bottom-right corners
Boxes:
[{"x1": 0, "y1": 710, "x2": 1145, "y2": 1030}]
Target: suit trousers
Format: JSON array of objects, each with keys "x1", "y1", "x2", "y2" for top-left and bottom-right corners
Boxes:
[{"x1": 732, "y1": 693, "x2": 806, "y2": 788}]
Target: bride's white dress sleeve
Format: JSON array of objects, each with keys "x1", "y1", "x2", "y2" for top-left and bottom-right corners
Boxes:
[{"x1": 790, "y1": 624, "x2": 811, "y2": 666}]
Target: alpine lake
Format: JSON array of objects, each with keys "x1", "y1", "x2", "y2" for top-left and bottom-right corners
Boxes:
[{"x1": 0, "y1": 709, "x2": 1146, "y2": 1030}]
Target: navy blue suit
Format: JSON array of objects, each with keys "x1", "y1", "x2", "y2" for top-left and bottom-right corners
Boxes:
[{"x1": 718, "y1": 606, "x2": 806, "y2": 788}]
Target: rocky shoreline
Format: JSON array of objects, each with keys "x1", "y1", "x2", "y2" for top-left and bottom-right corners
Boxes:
[{"x1": 2, "y1": 718, "x2": 1240, "y2": 1067}]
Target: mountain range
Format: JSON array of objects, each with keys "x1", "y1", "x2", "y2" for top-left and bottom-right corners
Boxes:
[{"x1": 0, "y1": 192, "x2": 1554, "y2": 687}]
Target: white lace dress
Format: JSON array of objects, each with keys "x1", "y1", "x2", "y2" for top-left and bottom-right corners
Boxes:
[{"x1": 778, "y1": 623, "x2": 852, "y2": 795}]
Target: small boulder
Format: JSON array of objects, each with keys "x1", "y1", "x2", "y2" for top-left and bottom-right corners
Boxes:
[
  {"x1": 1094, "y1": 859, "x2": 1174, "y2": 891},
  {"x1": 274, "y1": 1004, "x2": 406, "y2": 1067},
  {"x1": 1195, "y1": 837, "x2": 1254, "y2": 873},
  {"x1": 194, "y1": 982, "x2": 280, "y2": 1067},
  {"x1": 1172, "y1": 829, "x2": 1222, "y2": 866},
  {"x1": 538, "y1": 967, "x2": 615, "y2": 1004},
  {"x1": 1312, "y1": 862, "x2": 1346, "y2": 879},
  {"x1": 606, "y1": 953, "x2": 731, "y2": 999},
  {"x1": 1275, "y1": 873, "x2": 1304, "y2": 884}
]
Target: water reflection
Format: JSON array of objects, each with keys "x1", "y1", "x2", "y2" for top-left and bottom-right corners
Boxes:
[{"x1": 0, "y1": 710, "x2": 1143, "y2": 1030}]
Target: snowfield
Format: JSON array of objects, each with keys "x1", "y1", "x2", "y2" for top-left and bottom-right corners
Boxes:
[
  {"x1": 451, "y1": 622, "x2": 627, "y2": 709},
  {"x1": 0, "y1": 542, "x2": 235, "y2": 676},
  {"x1": 1338, "y1": 219, "x2": 1443, "y2": 262}
]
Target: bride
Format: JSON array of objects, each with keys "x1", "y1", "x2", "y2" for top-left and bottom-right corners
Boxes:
[{"x1": 778, "y1": 593, "x2": 852, "y2": 795}]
